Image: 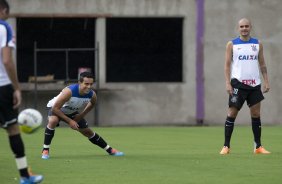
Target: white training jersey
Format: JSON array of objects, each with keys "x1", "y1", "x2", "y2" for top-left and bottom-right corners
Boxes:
[
  {"x1": 47, "y1": 84, "x2": 95, "y2": 115},
  {"x1": 231, "y1": 37, "x2": 261, "y2": 87},
  {"x1": 0, "y1": 20, "x2": 16, "y2": 86}
]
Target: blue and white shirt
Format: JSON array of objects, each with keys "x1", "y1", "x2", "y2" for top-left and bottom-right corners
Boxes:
[
  {"x1": 231, "y1": 37, "x2": 261, "y2": 87},
  {"x1": 0, "y1": 20, "x2": 16, "y2": 86},
  {"x1": 47, "y1": 84, "x2": 95, "y2": 115}
]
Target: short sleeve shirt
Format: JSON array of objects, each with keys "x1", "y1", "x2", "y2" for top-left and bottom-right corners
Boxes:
[{"x1": 0, "y1": 20, "x2": 16, "y2": 86}]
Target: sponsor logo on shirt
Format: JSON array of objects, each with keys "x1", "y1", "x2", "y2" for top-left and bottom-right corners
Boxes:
[
  {"x1": 238, "y1": 55, "x2": 258, "y2": 60},
  {"x1": 242, "y1": 79, "x2": 256, "y2": 85}
]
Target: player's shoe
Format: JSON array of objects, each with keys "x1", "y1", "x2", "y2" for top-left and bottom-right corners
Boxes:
[
  {"x1": 109, "y1": 148, "x2": 124, "y2": 156},
  {"x1": 219, "y1": 146, "x2": 230, "y2": 155},
  {"x1": 254, "y1": 146, "x2": 271, "y2": 154},
  {"x1": 41, "y1": 150, "x2": 49, "y2": 159},
  {"x1": 20, "y1": 175, "x2": 43, "y2": 184}
]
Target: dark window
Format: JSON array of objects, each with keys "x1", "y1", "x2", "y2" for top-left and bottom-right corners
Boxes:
[
  {"x1": 16, "y1": 18, "x2": 96, "y2": 82},
  {"x1": 106, "y1": 18, "x2": 183, "y2": 82}
]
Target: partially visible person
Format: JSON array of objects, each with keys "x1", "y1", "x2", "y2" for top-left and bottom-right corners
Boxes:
[
  {"x1": 220, "y1": 18, "x2": 271, "y2": 155},
  {"x1": 0, "y1": 0, "x2": 44, "y2": 183},
  {"x1": 41, "y1": 71, "x2": 124, "y2": 159}
]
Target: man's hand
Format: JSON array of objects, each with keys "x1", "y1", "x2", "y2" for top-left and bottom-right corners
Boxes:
[
  {"x1": 226, "y1": 83, "x2": 233, "y2": 95},
  {"x1": 68, "y1": 120, "x2": 79, "y2": 130},
  {"x1": 13, "y1": 89, "x2": 22, "y2": 109},
  {"x1": 263, "y1": 84, "x2": 270, "y2": 93}
]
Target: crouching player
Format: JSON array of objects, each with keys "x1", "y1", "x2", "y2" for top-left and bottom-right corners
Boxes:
[{"x1": 41, "y1": 72, "x2": 124, "y2": 159}]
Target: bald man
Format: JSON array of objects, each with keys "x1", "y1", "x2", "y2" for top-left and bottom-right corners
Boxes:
[{"x1": 219, "y1": 18, "x2": 271, "y2": 155}]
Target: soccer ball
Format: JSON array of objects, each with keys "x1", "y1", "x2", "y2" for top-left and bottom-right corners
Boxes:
[{"x1": 18, "y1": 108, "x2": 43, "y2": 134}]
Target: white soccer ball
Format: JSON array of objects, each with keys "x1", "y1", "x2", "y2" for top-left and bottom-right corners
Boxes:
[{"x1": 18, "y1": 108, "x2": 43, "y2": 134}]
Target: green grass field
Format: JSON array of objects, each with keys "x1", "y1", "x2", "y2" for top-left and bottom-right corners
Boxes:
[{"x1": 1, "y1": 126, "x2": 282, "y2": 184}]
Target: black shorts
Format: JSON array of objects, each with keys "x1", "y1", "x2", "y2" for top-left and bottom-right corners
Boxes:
[
  {"x1": 228, "y1": 87, "x2": 264, "y2": 110},
  {"x1": 0, "y1": 84, "x2": 18, "y2": 128},
  {"x1": 47, "y1": 108, "x2": 88, "y2": 129}
]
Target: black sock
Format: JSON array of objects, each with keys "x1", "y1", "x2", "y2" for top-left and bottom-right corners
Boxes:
[
  {"x1": 19, "y1": 168, "x2": 29, "y2": 178},
  {"x1": 224, "y1": 116, "x2": 235, "y2": 148},
  {"x1": 43, "y1": 126, "x2": 55, "y2": 150},
  {"x1": 89, "y1": 133, "x2": 112, "y2": 153},
  {"x1": 9, "y1": 134, "x2": 29, "y2": 178},
  {"x1": 252, "y1": 117, "x2": 261, "y2": 149}
]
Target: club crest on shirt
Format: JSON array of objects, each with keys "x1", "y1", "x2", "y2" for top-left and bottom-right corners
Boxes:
[
  {"x1": 251, "y1": 45, "x2": 257, "y2": 52},
  {"x1": 231, "y1": 96, "x2": 238, "y2": 103}
]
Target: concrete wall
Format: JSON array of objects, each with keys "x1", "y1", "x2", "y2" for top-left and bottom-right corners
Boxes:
[
  {"x1": 204, "y1": 0, "x2": 282, "y2": 125},
  {"x1": 9, "y1": 0, "x2": 282, "y2": 126}
]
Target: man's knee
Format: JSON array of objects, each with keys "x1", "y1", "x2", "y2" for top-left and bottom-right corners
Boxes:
[
  {"x1": 6, "y1": 124, "x2": 20, "y2": 136},
  {"x1": 79, "y1": 128, "x2": 94, "y2": 138},
  {"x1": 251, "y1": 111, "x2": 260, "y2": 118},
  {"x1": 250, "y1": 103, "x2": 261, "y2": 117},
  {"x1": 227, "y1": 107, "x2": 239, "y2": 118}
]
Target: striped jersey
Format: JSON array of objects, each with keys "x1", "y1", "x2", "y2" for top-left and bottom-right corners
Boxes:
[
  {"x1": 47, "y1": 84, "x2": 95, "y2": 115},
  {"x1": 0, "y1": 20, "x2": 16, "y2": 86},
  {"x1": 231, "y1": 37, "x2": 261, "y2": 87}
]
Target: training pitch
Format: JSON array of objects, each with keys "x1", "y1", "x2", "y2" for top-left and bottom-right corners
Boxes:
[{"x1": 0, "y1": 126, "x2": 281, "y2": 184}]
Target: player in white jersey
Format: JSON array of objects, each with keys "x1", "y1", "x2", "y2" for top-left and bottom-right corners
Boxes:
[
  {"x1": 0, "y1": 1, "x2": 43, "y2": 183},
  {"x1": 41, "y1": 72, "x2": 124, "y2": 159},
  {"x1": 220, "y1": 18, "x2": 271, "y2": 155}
]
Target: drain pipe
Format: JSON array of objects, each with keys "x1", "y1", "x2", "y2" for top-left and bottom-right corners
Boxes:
[{"x1": 195, "y1": 0, "x2": 205, "y2": 125}]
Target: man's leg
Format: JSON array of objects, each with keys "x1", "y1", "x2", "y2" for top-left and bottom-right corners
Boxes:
[
  {"x1": 7, "y1": 124, "x2": 44, "y2": 183},
  {"x1": 42, "y1": 116, "x2": 59, "y2": 159},
  {"x1": 79, "y1": 128, "x2": 124, "y2": 156},
  {"x1": 250, "y1": 103, "x2": 270, "y2": 154},
  {"x1": 7, "y1": 124, "x2": 29, "y2": 178},
  {"x1": 220, "y1": 107, "x2": 238, "y2": 155}
]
